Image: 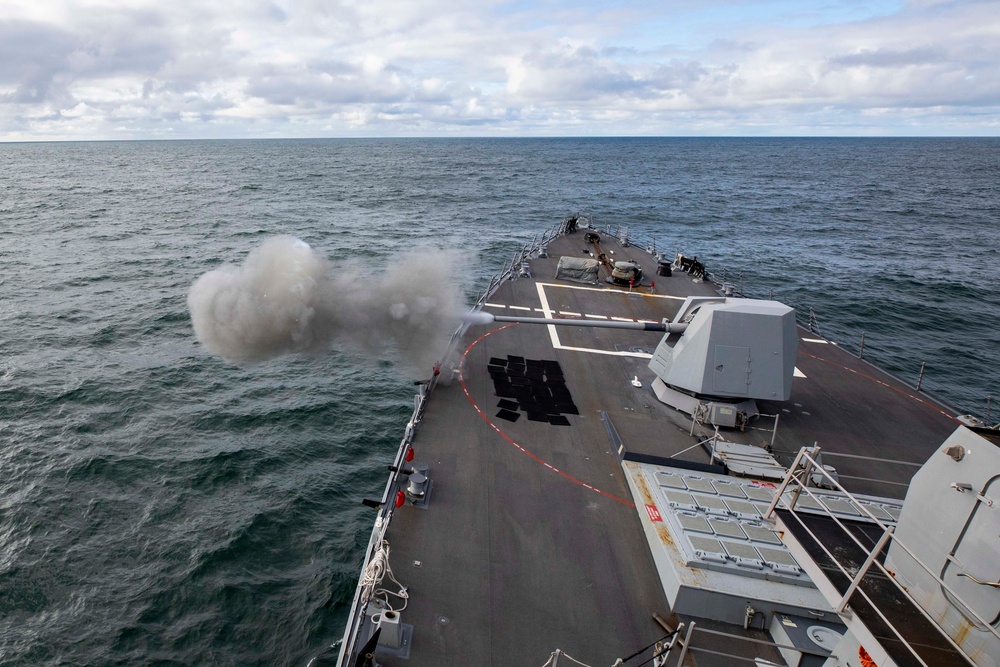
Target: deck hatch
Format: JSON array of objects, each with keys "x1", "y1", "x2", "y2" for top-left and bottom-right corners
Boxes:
[
  {"x1": 688, "y1": 535, "x2": 727, "y2": 562},
  {"x1": 695, "y1": 495, "x2": 729, "y2": 513},
  {"x1": 684, "y1": 477, "x2": 717, "y2": 494},
  {"x1": 708, "y1": 517, "x2": 747, "y2": 539},
  {"x1": 724, "y1": 499, "x2": 760, "y2": 517},
  {"x1": 713, "y1": 481, "x2": 748, "y2": 498},
  {"x1": 744, "y1": 485, "x2": 776, "y2": 502},
  {"x1": 643, "y1": 467, "x2": 816, "y2": 586},
  {"x1": 655, "y1": 472, "x2": 687, "y2": 489},
  {"x1": 821, "y1": 498, "x2": 861, "y2": 516},
  {"x1": 722, "y1": 541, "x2": 766, "y2": 568},
  {"x1": 858, "y1": 502, "x2": 896, "y2": 522},
  {"x1": 662, "y1": 490, "x2": 698, "y2": 508},
  {"x1": 755, "y1": 546, "x2": 801, "y2": 571},
  {"x1": 676, "y1": 513, "x2": 713, "y2": 534},
  {"x1": 743, "y1": 524, "x2": 782, "y2": 545}
]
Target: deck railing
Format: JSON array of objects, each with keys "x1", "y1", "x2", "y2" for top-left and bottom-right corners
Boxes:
[
  {"x1": 763, "y1": 446, "x2": 1000, "y2": 667},
  {"x1": 322, "y1": 382, "x2": 429, "y2": 667},
  {"x1": 323, "y1": 217, "x2": 570, "y2": 667},
  {"x1": 323, "y1": 216, "x2": 993, "y2": 666},
  {"x1": 595, "y1": 223, "x2": 994, "y2": 425}
]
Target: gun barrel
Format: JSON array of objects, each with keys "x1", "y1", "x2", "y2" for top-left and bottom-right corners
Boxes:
[{"x1": 489, "y1": 314, "x2": 687, "y2": 334}]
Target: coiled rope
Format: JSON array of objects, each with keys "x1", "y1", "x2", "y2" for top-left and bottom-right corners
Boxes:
[{"x1": 360, "y1": 540, "x2": 409, "y2": 613}]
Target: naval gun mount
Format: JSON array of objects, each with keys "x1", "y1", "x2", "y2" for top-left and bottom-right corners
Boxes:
[
  {"x1": 485, "y1": 296, "x2": 799, "y2": 429},
  {"x1": 647, "y1": 296, "x2": 798, "y2": 428}
]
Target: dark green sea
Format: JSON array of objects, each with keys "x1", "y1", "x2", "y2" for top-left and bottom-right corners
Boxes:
[{"x1": 1, "y1": 137, "x2": 998, "y2": 666}]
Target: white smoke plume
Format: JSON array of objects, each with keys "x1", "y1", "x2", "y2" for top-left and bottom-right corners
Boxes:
[{"x1": 188, "y1": 236, "x2": 467, "y2": 370}]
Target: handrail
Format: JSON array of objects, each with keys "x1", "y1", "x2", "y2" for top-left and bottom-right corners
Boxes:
[
  {"x1": 604, "y1": 223, "x2": 994, "y2": 424},
  {"x1": 330, "y1": 381, "x2": 429, "y2": 667},
  {"x1": 764, "y1": 447, "x2": 1000, "y2": 666},
  {"x1": 325, "y1": 217, "x2": 570, "y2": 667}
]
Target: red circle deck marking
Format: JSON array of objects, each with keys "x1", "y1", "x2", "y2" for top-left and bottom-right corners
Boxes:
[{"x1": 460, "y1": 324, "x2": 635, "y2": 507}]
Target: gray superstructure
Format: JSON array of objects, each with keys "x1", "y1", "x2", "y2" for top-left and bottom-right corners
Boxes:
[{"x1": 317, "y1": 217, "x2": 997, "y2": 667}]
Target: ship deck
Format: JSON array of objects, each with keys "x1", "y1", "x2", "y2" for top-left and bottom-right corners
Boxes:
[
  {"x1": 366, "y1": 228, "x2": 963, "y2": 667},
  {"x1": 776, "y1": 509, "x2": 968, "y2": 667}
]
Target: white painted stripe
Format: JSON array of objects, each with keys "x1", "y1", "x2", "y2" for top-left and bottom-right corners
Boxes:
[
  {"x1": 484, "y1": 303, "x2": 505, "y2": 309},
  {"x1": 585, "y1": 314, "x2": 608, "y2": 319},
  {"x1": 534, "y1": 283, "x2": 562, "y2": 350},
  {"x1": 802, "y1": 338, "x2": 828, "y2": 344},
  {"x1": 535, "y1": 282, "x2": 655, "y2": 359},
  {"x1": 794, "y1": 367, "x2": 807, "y2": 378},
  {"x1": 537, "y1": 281, "x2": 686, "y2": 300},
  {"x1": 555, "y1": 344, "x2": 653, "y2": 359},
  {"x1": 560, "y1": 311, "x2": 582, "y2": 316},
  {"x1": 509, "y1": 305, "x2": 532, "y2": 311},
  {"x1": 611, "y1": 317, "x2": 634, "y2": 322}
]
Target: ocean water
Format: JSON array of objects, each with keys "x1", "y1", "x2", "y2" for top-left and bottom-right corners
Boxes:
[{"x1": 1, "y1": 137, "x2": 998, "y2": 666}]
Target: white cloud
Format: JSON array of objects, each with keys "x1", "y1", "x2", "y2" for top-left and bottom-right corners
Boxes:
[{"x1": 1, "y1": 0, "x2": 999, "y2": 139}]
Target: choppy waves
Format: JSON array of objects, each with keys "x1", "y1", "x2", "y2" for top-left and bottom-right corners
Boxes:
[{"x1": 0, "y1": 137, "x2": 997, "y2": 665}]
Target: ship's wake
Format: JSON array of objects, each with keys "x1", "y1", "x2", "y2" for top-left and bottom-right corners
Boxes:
[{"x1": 188, "y1": 235, "x2": 465, "y2": 370}]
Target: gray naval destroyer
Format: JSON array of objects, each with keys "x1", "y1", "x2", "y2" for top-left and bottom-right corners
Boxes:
[{"x1": 314, "y1": 215, "x2": 1000, "y2": 667}]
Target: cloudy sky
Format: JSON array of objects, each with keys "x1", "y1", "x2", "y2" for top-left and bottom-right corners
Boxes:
[{"x1": 2, "y1": 0, "x2": 998, "y2": 140}]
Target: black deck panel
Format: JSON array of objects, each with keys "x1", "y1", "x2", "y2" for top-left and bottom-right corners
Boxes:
[
  {"x1": 366, "y1": 230, "x2": 967, "y2": 667},
  {"x1": 777, "y1": 509, "x2": 969, "y2": 667},
  {"x1": 377, "y1": 273, "x2": 677, "y2": 663}
]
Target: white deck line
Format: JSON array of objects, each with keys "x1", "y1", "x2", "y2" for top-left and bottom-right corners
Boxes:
[
  {"x1": 534, "y1": 282, "x2": 563, "y2": 351},
  {"x1": 555, "y1": 344, "x2": 653, "y2": 359},
  {"x1": 509, "y1": 305, "x2": 532, "y2": 311},
  {"x1": 537, "y1": 281, "x2": 685, "y2": 301},
  {"x1": 535, "y1": 283, "x2": 654, "y2": 359}
]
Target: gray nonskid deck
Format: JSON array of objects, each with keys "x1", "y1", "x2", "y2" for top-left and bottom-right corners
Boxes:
[
  {"x1": 365, "y1": 229, "x2": 964, "y2": 666},
  {"x1": 380, "y1": 328, "x2": 672, "y2": 665}
]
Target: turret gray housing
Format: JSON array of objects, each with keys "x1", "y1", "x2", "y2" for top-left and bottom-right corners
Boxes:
[{"x1": 648, "y1": 298, "x2": 798, "y2": 401}]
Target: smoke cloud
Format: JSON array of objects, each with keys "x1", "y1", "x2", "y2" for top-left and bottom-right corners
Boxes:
[{"x1": 188, "y1": 236, "x2": 467, "y2": 370}]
